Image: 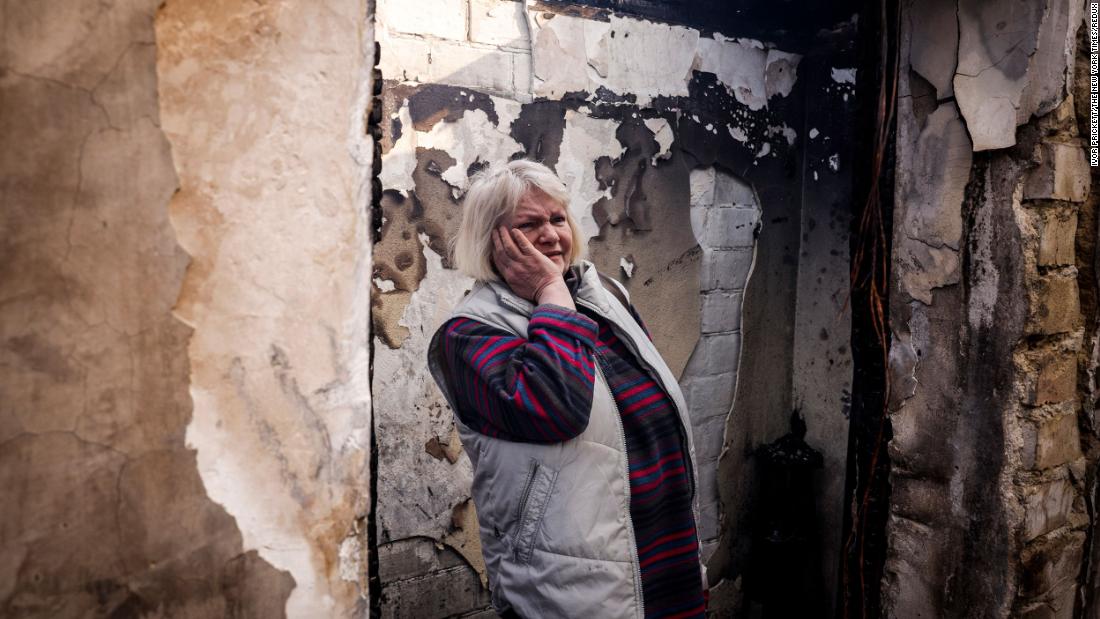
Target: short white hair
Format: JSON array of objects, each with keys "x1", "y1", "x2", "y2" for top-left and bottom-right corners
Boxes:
[{"x1": 452, "y1": 159, "x2": 587, "y2": 282}]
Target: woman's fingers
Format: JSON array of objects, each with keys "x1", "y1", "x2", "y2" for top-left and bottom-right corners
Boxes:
[
  {"x1": 498, "y1": 226, "x2": 524, "y2": 260},
  {"x1": 492, "y1": 225, "x2": 563, "y2": 301},
  {"x1": 512, "y1": 230, "x2": 558, "y2": 275},
  {"x1": 510, "y1": 228, "x2": 536, "y2": 255}
]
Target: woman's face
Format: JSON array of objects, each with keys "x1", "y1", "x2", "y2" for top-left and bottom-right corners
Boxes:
[{"x1": 503, "y1": 188, "x2": 573, "y2": 273}]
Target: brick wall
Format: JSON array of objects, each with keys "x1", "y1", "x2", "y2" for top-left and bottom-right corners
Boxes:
[
  {"x1": 684, "y1": 167, "x2": 760, "y2": 559},
  {"x1": 377, "y1": 0, "x2": 531, "y2": 98},
  {"x1": 1012, "y1": 95, "x2": 1091, "y2": 616}
]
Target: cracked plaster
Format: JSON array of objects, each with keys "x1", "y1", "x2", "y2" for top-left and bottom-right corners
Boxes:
[
  {"x1": 156, "y1": 0, "x2": 372, "y2": 615},
  {"x1": 908, "y1": 0, "x2": 958, "y2": 100},
  {"x1": 2, "y1": 0, "x2": 300, "y2": 615},
  {"x1": 385, "y1": 100, "x2": 525, "y2": 198},
  {"x1": 373, "y1": 89, "x2": 525, "y2": 350},
  {"x1": 586, "y1": 116, "x2": 703, "y2": 377},
  {"x1": 954, "y1": 0, "x2": 1080, "y2": 151},
  {"x1": 894, "y1": 53, "x2": 972, "y2": 304}
]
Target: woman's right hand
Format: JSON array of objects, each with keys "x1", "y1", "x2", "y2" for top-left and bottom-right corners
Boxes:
[{"x1": 492, "y1": 226, "x2": 573, "y2": 308}]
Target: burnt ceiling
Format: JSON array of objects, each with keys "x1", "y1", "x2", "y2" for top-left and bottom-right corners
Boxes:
[{"x1": 537, "y1": 0, "x2": 861, "y2": 53}]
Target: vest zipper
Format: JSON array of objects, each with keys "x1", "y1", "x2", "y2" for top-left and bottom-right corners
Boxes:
[
  {"x1": 514, "y1": 461, "x2": 539, "y2": 558},
  {"x1": 593, "y1": 355, "x2": 645, "y2": 619},
  {"x1": 517, "y1": 462, "x2": 538, "y2": 518}
]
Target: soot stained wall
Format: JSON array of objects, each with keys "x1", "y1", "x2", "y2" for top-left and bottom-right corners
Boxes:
[{"x1": 372, "y1": 2, "x2": 860, "y2": 616}]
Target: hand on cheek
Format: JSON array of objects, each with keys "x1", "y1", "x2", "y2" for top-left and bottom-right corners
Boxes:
[{"x1": 492, "y1": 226, "x2": 572, "y2": 308}]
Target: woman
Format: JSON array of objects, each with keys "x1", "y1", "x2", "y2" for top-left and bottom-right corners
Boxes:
[{"x1": 427, "y1": 160, "x2": 707, "y2": 618}]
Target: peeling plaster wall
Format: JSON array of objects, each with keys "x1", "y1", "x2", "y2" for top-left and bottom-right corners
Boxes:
[
  {"x1": 954, "y1": 0, "x2": 1082, "y2": 152},
  {"x1": 156, "y1": 1, "x2": 373, "y2": 616},
  {"x1": 1, "y1": 0, "x2": 298, "y2": 616},
  {"x1": 0, "y1": 1, "x2": 865, "y2": 616},
  {"x1": 372, "y1": 1, "x2": 859, "y2": 616},
  {"x1": 885, "y1": 1, "x2": 1094, "y2": 616}
]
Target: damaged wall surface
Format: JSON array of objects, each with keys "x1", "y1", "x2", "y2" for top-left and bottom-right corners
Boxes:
[
  {"x1": 15, "y1": 0, "x2": 1062, "y2": 617},
  {"x1": 372, "y1": 0, "x2": 858, "y2": 616},
  {"x1": 0, "y1": 0, "x2": 301, "y2": 615},
  {"x1": 885, "y1": 0, "x2": 1096, "y2": 616},
  {"x1": 155, "y1": 0, "x2": 374, "y2": 616}
]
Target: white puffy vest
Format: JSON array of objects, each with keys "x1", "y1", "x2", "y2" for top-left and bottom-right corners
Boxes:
[{"x1": 427, "y1": 262, "x2": 701, "y2": 618}]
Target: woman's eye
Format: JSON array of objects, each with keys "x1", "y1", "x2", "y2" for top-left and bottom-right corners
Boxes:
[
  {"x1": 517, "y1": 222, "x2": 534, "y2": 230},
  {"x1": 551, "y1": 216, "x2": 566, "y2": 224}
]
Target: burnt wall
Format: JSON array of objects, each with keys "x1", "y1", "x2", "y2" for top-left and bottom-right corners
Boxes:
[
  {"x1": 371, "y1": 1, "x2": 861, "y2": 616},
  {"x1": 885, "y1": 0, "x2": 1094, "y2": 616},
  {"x1": 537, "y1": 0, "x2": 858, "y2": 52}
]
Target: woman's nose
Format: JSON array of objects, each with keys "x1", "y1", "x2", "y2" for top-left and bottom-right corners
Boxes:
[{"x1": 535, "y1": 223, "x2": 558, "y2": 244}]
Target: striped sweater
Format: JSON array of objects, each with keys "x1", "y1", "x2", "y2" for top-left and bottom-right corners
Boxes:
[{"x1": 442, "y1": 303, "x2": 706, "y2": 619}]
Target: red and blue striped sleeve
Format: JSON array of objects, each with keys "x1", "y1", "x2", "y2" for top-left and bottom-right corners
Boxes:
[{"x1": 442, "y1": 304, "x2": 599, "y2": 443}]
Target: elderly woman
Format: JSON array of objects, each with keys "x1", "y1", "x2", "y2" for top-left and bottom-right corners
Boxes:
[{"x1": 427, "y1": 160, "x2": 706, "y2": 618}]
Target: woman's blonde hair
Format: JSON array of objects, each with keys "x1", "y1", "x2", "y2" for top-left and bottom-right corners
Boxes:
[{"x1": 452, "y1": 159, "x2": 587, "y2": 282}]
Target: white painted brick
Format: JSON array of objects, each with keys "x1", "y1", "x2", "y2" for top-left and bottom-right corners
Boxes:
[
  {"x1": 689, "y1": 167, "x2": 716, "y2": 207},
  {"x1": 702, "y1": 332, "x2": 741, "y2": 371},
  {"x1": 713, "y1": 171, "x2": 756, "y2": 206},
  {"x1": 701, "y1": 290, "x2": 743, "y2": 333},
  {"x1": 686, "y1": 371, "x2": 736, "y2": 418},
  {"x1": 427, "y1": 39, "x2": 518, "y2": 94},
  {"x1": 693, "y1": 414, "x2": 729, "y2": 462},
  {"x1": 512, "y1": 50, "x2": 532, "y2": 96},
  {"x1": 698, "y1": 498, "x2": 720, "y2": 541},
  {"x1": 378, "y1": 35, "x2": 433, "y2": 83},
  {"x1": 701, "y1": 249, "x2": 754, "y2": 290},
  {"x1": 704, "y1": 206, "x2": 758, "y2": 250},
  {"x1": 382, "y1": 0, "x2": 468, "y2": 40},
  {"x1": 469, "y1": 0, "x2": 527, "y2": 49},
  {"x1": 381, "y1": 36, "x2": 522, "y2": 95},
  {"x1": 696, "y1": 455, "x2": 719, "y2": 500},
  {"x1": 689, "y1": 204, "x2": 707, "y2": 245}
]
